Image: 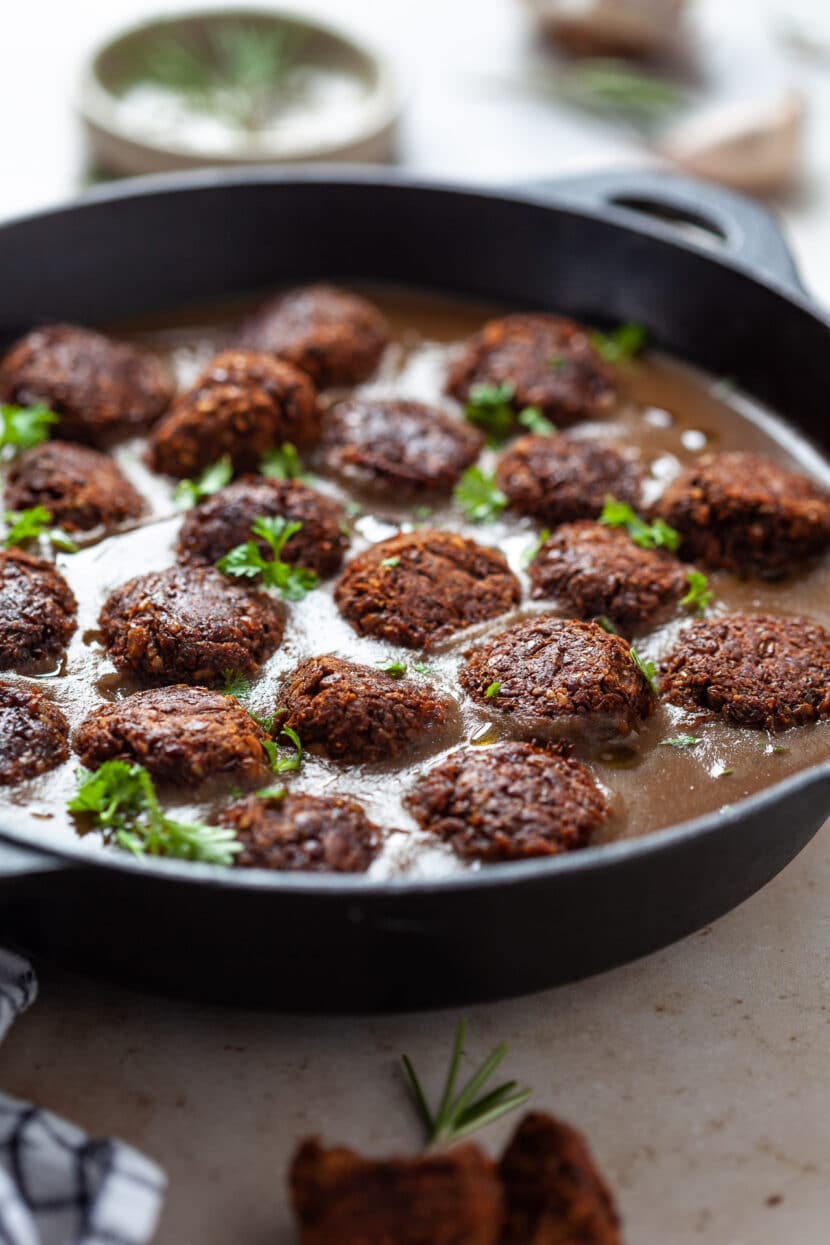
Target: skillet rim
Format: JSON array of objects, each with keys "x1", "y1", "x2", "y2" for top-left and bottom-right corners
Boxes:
[{"x1": 1, "y1": 165, "x2": 829, "y2": 893}]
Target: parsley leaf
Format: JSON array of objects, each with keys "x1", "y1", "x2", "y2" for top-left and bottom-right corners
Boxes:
[
  {"x1": 517, "y1": 406, "x2": 556, "y2": 436},
  {"x1": 68, "y1": 761, "x2": 239, "y2": 865},
  {"x1": 0, "y1": 403, "x2": 58, "y2": 452},
  {"x1": 485, "y1": 681, "x2": 501, "y2": 699},
  {"x1": 259, "y1": 442, "x2": 308, "y2": 481},
  {"x1": 217, "y1": 515, "x2": 319, "y2": 601},
  {"x1": 255, "y1": 784, "x2": 287, "y2": 800},
  {"x1": 454, "y1": 466, "x2": 508, "y2": 523},
  {"x1": 521, "y1": 527, "x2": 551, "y2": 568},
  {"x1": 3, "y1": 506, "x2": 79, "y2": 553},
  {"x1": 377, "y1": 659, "x2": 407, "y2": 678},
  {"x1": 600, "y1": 496, "x2": 681, "y2": 551},
  {"x1": 630, "y1": 646, "x2": 658, "y2": 694},
  {"x1": 592, "y1": 322, "x2": 648, "y2": 363},
  {"x1": 659, "y1": 734, "x2": 702, "y2": 749},
  {"x1": 412, "y1": 662, "x2": 435, "y2": 675},
  {"x1": 174, "y1": 455, "x2": 233, "y2": 507},
  {"x1": 381, "y1": 556, "x2": 401, "y2": 569},
  {"x1": 680, "y1": 570, "x2": 713, "y2": 615},
  {"x1": 222, "y1": 669, "x2": 251, "y2": 700},
  {"x1": 464, "y1": 382, "x2": 515, "y2": 444},
  {"x1": 265, "y1": 725, "x2": 303, "y2": 774}
]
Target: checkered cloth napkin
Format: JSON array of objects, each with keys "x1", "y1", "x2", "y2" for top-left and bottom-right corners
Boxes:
[{"x1": 0, "y1": 950, "x2": 165, "y2": 1245}]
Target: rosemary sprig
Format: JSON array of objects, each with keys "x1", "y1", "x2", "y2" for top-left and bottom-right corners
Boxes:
[{"x1": 401, "y1": 1019, "x2": 531, "y2": 1146}]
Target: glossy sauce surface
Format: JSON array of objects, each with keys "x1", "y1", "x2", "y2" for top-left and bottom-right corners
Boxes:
[{"x1": 3, "y1": 287, "x2": 830, "y2": 877}]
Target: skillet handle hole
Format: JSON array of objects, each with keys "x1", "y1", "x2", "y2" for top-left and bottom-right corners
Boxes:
[{"x1": 608, "y1": 195, "x2": 729, "y2": 249}]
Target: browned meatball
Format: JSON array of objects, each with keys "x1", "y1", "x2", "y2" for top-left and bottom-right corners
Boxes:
[
  {"x1": 99, "y1": 564, "x2": 284, "y2": 686},
  {"x1": 5, "y1": 441, "x2": 145, "y2": 532},
  {"x1": 499, "y1": 1112, "x2": 623, "y2": 1245},
  {"x1": 0, "y1": 682, "x2": 69, "y2": 785},
  {"x1": 336, "y1": 530, "x2": 521, "y2": 650},
  {"x1": 446, "y1": 314, "x2": 616, "y2": 426},
  {"x1": 74, "y1": 685, "x2": 271, "y2": 783},
  {"x1": 0, "y1": 548, "x2": 77, "y2": 670},
  {"x1": 221, "y1": 791, "x2": 382, "y2": 871},
  {"x1": 0, "y1": 324, "x2": 173, "y2": 443},
  {"x1": 529, "y1": 521, "x2": 688, "y2": 632},
  {"x1": 147, "y1": 350, "x2": 319, "y2": 478},
  {"x1": 176, "y1": 474, "x2": 347, "y2": 578},
  {"x1": 661, "y1": 614, "x2": 830, "y2": 732},
  {"x1": 290, "y1": 1137, "x2": 503, "y2": 1245},
  {"x1": 654, "y1": 451, "x2": 830, "y2": 578},
  {"x1": 319, "y1": 399, "x2": 483, "y2": 495},
  {"x1": 238, "y1": 284, "x2": 389, "y2": 388},
  {"x1": 278, "y1": 656, "x2": 452, "y2": 765},
  {"x1": 460, "y1": 615, "x2": 656, "y2": 738},
  {"x1": 406, "y1": 741, "x2": 608, "y2": 862},
  {"x1": 497, "y1": 434, "x2": 644, "y2": 526}
]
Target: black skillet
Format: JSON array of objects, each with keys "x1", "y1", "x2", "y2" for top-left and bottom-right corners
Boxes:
[{"x1": 0, "y1": 167, "x2": 828, "y2": 1011}]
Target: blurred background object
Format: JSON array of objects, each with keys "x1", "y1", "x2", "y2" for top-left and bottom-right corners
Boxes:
[{"x1": 523, "y1": 0, "x2": 689, "y2": 60}]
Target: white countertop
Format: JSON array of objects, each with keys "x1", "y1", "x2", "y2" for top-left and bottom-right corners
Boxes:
[{"x1": 2, "y1": 1, "x2": 830, "y2": 1241}]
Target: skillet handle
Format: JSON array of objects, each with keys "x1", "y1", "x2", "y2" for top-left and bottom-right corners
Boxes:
[
  {"x1": 0, "y1": 839, "x2": 68, "y2": 886},
  {"x1": 521, "y1": 169, "x2": 806, "y2": 296}
]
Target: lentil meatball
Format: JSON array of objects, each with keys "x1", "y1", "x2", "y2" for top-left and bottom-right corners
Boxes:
[
  {"x1": 278, "y1": 656, "x2": 452, "y2": 765},
  {"x1": 0, "y1": 682, "x2": 69, "y2": 785},
  {"x1": 74, "y1": 684, "x2": 271, "y2": 783},
  {"x1": 499, "y1": 1112, "x2": 622, "y2": 1245},
  {"x1": 335, "y1": 530, "x2": 521, "y2": 650},
  {"x1": 319, "y1": 398, "x2": 483, "y2": 495},
  {"x1": 221, "y1": 791, "x2": 382, "y2": 871},
  {"x1": 99, "y1": 564, "x2": 284, "y2": 686},
  {"x1": 290, "y1": 1138, "x2": 503, "y2": 1245},
  {"x1": 177, "y1": 474, "x2": 348, "y2": 578},
  {"x1": 5, "y1": 440, "x2": 145, "y2": 532},
  {"x1": 0, "y1": 548, "x2": 77, "y2": 670},
  {"x1": 406, "y1": 741, "x2": 608, "y2": 862},
  {"x1": 529, "y1": 520, "x2": 688, "y2": 632},
  {"x1": 0, "y1": 324, "x2": 173, "y2": 443},
  {"x1": 654, "y1": 451, "x2": 830, "y2": 578},
  {"x1": 660, "y1": 613, "x2": 830, "y2": 731},
  {"x1": 460, "y1": 615, "x2": 655, "y2": 738},
  {"x1": 238, "y1": 284, "x2": 390, "y2": 388},
  {"x1": 147, "y1": 350, "x2": 319, "y2": 478},
  {"x1": 446, "y1": 313, "x2": 616, "y2": 426},
  {"x1": 496, "y1": 434, "x2": 644, "y2": 526}
]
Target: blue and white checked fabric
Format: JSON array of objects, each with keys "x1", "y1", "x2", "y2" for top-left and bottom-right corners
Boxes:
[{"x1": 0, "y1": 951, "x2": 165, "y2": 1245}]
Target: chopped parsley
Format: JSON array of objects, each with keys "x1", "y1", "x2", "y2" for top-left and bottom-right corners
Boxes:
[
  {"x1": 381, "y1": 556, "x2": 401, "y2": 569},
  {"x1": 464, "y1": 381, "x2": 515, "y2": 444},
  {"x1": 595, "y1": 615, "x2": 619, "y2": 634},
  {"x1": 412, "y1": 662, "x2": 435, "y2": 676},
  {"x1": 600, "y1": 497, "x2": 681, "y2": 552},
  {"x1": 377, "y1": 660, "x2": 407, "y2": 678},
  {"x1": 629, "y1": 647, "x2": 658, "y2": 694},
  {"x1": 680, "y1": 570, "x2": 713, "y2": 614},
  {"x1": 521, "y1": 527, "x2": 551, "y2": 569},
  {"x1": 174, "y1": 454, "x2": 233, "y2": 507},
  {"x1": 222, "y1": 669, "x2": 251, "y2": 700},
  {"x1": 259, "y1": 442, "x2": 308, "y2": 481},
  {"x1": 0, "y1": 403, "x2": 58, "y2": 452},
  {"x1": 454, "y1": 466, "x2": 508, "y2": 523},
  {"x1": 3, "y1": 506, "x2": 78, "y2": 553},
  {"x1": 659, "y1": 734, "x2": 702, "y2": 749},
  {"x1": 485, "y1": 681, "x2": 501, "y2": 700},
  {"x1": 217, "y1": 515, "x2": 319, "y2": 601},
  {"x1": 592, "y1": 322, "x2": 648, "y2": 363},
  {"x1": 263, "y1": 725, "x2": 303, "y2": 774},
  {"x1": 255, "y1": 784, "x2": 287, "y2": 801},
  {"x1": 68, "y1": 760, "x2": 239, "y2": 865},
  {"x1": 517, "y1": 406, "x2": 556, "y2": 436}
]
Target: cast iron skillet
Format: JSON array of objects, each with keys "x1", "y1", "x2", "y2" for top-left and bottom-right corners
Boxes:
[{"x1": 0, "y1": 167, "x2": 828, "y2": 1012}]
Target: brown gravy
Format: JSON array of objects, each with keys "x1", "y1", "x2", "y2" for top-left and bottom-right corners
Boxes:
[{"x1": 3, "y1": 286, "x2": 830, "y2": 878}]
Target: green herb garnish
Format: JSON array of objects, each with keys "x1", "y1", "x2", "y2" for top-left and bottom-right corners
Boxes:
[
  {"x1": 222, "y1": 669, "x2": 251, "y2": 701},
  {"x1": 174, "y1": 455, "x2": 233, "y2": 507},
  {"x1": 377, "y1": 660, "x2": 407, "y2": 678},
  {"x1": 464, "y1": 382, "x2": 515, "y2": 444},
  {"x1": 401, "y1": 1019, "x2": 531, "y2": 1147},
  {"x1": 521, "y1": 527, "x2": 551, "y2": 569},
  {"x1": 0, "y1": 403, "x2": 58, "y2": 452},
  {"x1": 263, "y1": 725, "x2": 303, "y2": 774},
  {"x1": 517, "y1": 406, "x2": 556, "y2": 436},
  {"x1": 659, "y1": 735, "x2": 702, "y2": 749},
  {"x1": 69, "y1": 761, "x2": 239, "y2": 865},
  {"x1": 217, "y1": 515, "x2": 319, "y2": 601},
  {"x1": 595, "y1": 615, "x2": 619, "y2": 634},
  {"x1": 3, "y1": 506, "x2": 78, "y2": 553},
  {"x1": 381, "y1": 556, "x2": 401, "y2": 569},
  {"x1": 413, "y1": 504, "x2": 433, "y2": 522},
  {"x1": 413, "y1": 662, "x2": 435, "y2": 676},
  {"x1": 600, "y1": 497, "x2": 681, "y2": 552},
  {"x1": 454, "y1": 466, "x2": 508, "y2": 523},
  {"x1": 259, "y1": 442, "x2": 308, "y2": 481},
  {"x1": 592, "y1": 322, "x2": 648, "y2": 363},
  {"x1": 485, "y1": 681, "x2": 501, "y2": 700},
  {"x1": 255, "y1": 784, "x2": 287, "y2": 801},
  {"x1": 681, "y1": 570, "x2": 713, "y2": 615},
  {"x1": 630, "y1": 647, "x2": 658, "y2": 694}
]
